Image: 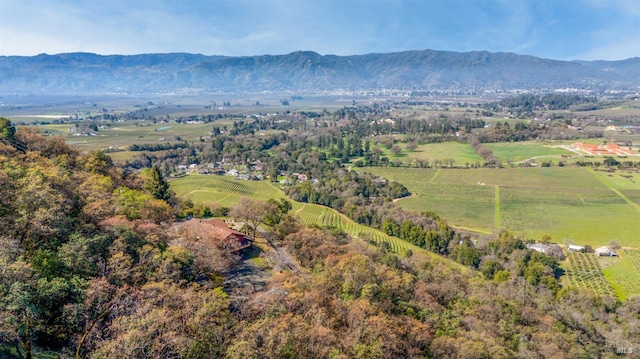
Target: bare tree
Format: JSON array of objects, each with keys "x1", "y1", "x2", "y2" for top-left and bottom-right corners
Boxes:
[{"x1": 230, "y1": 198, "x2": 265, "y2": 239}]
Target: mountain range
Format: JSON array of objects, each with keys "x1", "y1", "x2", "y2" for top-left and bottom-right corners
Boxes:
[{"x1": 1, "y1": 50, "x2": 639, "y2": 96}]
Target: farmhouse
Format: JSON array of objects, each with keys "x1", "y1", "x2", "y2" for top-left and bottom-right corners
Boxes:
[
  {"x1": 210, "y1": 218, "x2": 251, "y2": 246},
  {"x1": 568, "y1": 244, "x2": 585, "y2": 252},
  {"x1": 595, "y1": 246, "x2": 618, "y2": 257},
  {"x1": 526, "y1": 243, "x2": 550, "y2": 254}
]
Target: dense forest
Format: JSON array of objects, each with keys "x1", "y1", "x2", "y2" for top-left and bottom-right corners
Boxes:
[
  {"x1": 2, "y1": 104, "x2": 640, "y2": 359},
  {"x1": 485, "y1": 93, "x2": 599, "y2": 115}
]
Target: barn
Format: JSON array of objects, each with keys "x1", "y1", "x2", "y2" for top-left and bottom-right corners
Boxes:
[{"x1": 595, "y1": 246, "x2": 618, "y2": 257}]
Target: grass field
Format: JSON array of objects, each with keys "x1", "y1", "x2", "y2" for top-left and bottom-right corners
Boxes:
[
  {"x1": 169, "y1": 174, "x2": 459, "y2": 266},
  {"x1": 603, "y1": 250, "x2": 640, "y2": 300},
  {"x1": 484, "y1": 141, "x2": 574, "y2": 164},
  {"x1": 401, "y1": 142, "x2": 482, "y2": 165}
]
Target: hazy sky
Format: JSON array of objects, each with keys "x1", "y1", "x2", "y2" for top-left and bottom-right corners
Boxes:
[{"x1": 1, "y1": 0, "x2": 639, "y2": 60}]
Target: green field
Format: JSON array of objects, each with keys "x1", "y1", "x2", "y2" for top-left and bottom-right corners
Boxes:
[
  {"x1": 603, "y1": 250, "x2": 640, "y2": 300},
  {"x1": 396, "y1": 140, "x2": 637, "y2": 168},
  {"x1": 169, "y1": 174, "x2": 457, "y2": 265},
  {"x1": 365, "y1": 166, "x2": 640, "y2": 299},
  {"x1": 401, "y1": 142, "x2": 482, "y2": 166},
  {"x1": 35, "y1": 121, "x2": 235, "y2": 153},
  {"x1": 364, "y1": 166, "x2": 640, "y2": 248},
  {"x1": 386, "y1": 140, "x2": 596, "y2": 167},
  {"x1": 484, "y1": 141, "x2": 574, "y2": 164},
  {"x1": 170, "y1": 175, "x2": 286, "y2": 208}
]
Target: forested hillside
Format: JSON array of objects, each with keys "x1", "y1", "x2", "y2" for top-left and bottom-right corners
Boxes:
[
  {"x1": 2, "y1": 50, "x2": 640, "y2": 95},
  {"x1": 1, "y1": 119, "x2": 639, "y2": 358}
]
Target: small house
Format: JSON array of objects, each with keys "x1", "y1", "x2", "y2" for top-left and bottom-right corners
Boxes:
[
  {"x1": 595, "y1": 246, "x2": 618, "y2": 257},
  {"x1": 210, "y1": 218, "x2": 250, "y2": 246}
]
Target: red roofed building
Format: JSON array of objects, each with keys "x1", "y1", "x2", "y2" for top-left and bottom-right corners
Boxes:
[
  {"x1": 572, "y1": 142, "x2": 637, "y2": 156},
  {"x1": 210, "y1": 218, "x2": 250, "y2": 246}
]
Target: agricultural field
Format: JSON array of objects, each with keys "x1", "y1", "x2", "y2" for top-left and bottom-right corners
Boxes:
[
  {"x1": 34, "y1": 121, "x2": 224, "y2": 153},
  {"x1": 484, "y1": 141, "x2": 575, "y2": 164},
  {"x1": 169, "y1": 174, "x2": 454, "y2": 264},
  {"x1": 603, "y1": 250, "x2": 640, "y2": 300},
  {"x1": 292, "y1": 203, "x2": 420, "y2": 255},
  {"x1": 399, "y1": 142, "x2": 482, "y2": 166},
  {"x1": 367, "y1": 166, "x2": 640, "y2": 299},
  {"x1": 170, "y1": 174, "x2": 286, "y2": 208},
  {"x1": 363, "y1": 166, "x2": 640, "y2": 248},
  {"x1": 385, "y1": 140, "x2": 633, "y2": 168},
  {"x1": 564, "y1": 253, "x2": 616, "y2": 298}
]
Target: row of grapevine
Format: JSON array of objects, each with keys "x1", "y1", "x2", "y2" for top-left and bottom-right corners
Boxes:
[
  {"x1": 616, "y1": 250, "x2": 640, "y2": 296},
  {"x1": 566, "y1": 253, "x2": 616, "y2": 297},
  {"x1": 207, "y1": 177, "x2": 283, "y2": 200},
  {"x1": 295, "y1": 202, "x2": 418, "y2": 255},
  {"x1": 626, "y1": 250, "x2": 640, "y2": 271}
]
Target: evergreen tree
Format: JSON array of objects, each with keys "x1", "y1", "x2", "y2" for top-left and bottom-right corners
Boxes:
[
  {"x1": 144, "y1": 165, "x2": 171, "y2": 201},
  {"x1": 0, "y1": 117, "x2": 22, "y2": 151},
  {"x1": 0, "y1": 117, "x2": 16, "y2": 143}
]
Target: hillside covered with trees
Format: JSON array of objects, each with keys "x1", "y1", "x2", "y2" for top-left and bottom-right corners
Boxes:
[
  {"x1": 1, "y1": 118, "x2": 640, "y2": 358},
  {"x1": 2, "y1": 50, "x2": 640, "y2": 95}
]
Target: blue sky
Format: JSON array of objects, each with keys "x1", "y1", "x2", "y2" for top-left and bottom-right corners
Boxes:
[{"x1": 1, "y1": 0, "x2": 639, "y2": 60}]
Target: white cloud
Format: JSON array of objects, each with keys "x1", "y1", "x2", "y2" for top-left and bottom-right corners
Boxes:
[
  {"x1": 585, "y1": 0, "x2": 640, "y2": 15},
  {"x1": 571, "y1": 35, "x2": 640, "y2": 60},
  {"x1": 0, "y1": 0, "x2": 638, "y2": 59}
]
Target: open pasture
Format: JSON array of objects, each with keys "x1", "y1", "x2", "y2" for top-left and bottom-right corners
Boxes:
[{"x1": 363, "y1": 167, "x2": 640, "y2": 248}]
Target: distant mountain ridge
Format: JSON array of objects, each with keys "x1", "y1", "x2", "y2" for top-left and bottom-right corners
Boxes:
[{"x1": 1, "y1": 50, "x2": 639, "y2": 95}]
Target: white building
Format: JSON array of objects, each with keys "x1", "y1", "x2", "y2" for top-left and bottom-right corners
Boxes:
[
  {"x1": 595, "y1": 246, "x2": 618, "y2": 257},
  {"x1": 568, "y1": 244, "x2": 585, "y2": 252},
  {"x1": 526, "y1": 243, "x2": 550, "y2": 254}
]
